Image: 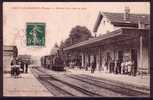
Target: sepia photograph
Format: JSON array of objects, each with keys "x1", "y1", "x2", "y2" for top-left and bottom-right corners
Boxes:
[{"x1": 3, "y1": 2, "x2": 150, "y2": 97}]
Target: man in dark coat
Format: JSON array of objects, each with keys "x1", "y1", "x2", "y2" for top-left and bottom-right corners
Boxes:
[
  {"x1": 91, "y1": 60, "x2": 96, "y2": 73},
  {"x1": 25, "y1": 61, "x2": 29, "y2": 73},
  {"x1": 132, "y1": 60, "x2": 137, "y2": 76},
  {"x1": 116, "y1": 60, "x2": 122, "y2": 74},
  {"x1": 110, "y1": 60, "x2": 115, "y2": 73}
]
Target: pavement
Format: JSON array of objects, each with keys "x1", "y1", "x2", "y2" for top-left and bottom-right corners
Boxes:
[
  {"x1": 3, "y1": 67, "x2": 53, "y2": 97},
  {"x1": 66, "y1": 67, "x2": 150, "y2": 90}
]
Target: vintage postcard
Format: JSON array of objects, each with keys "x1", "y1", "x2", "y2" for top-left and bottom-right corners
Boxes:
[{"x1": 3, "y1": 2, "x2": 150, "y2": 97}]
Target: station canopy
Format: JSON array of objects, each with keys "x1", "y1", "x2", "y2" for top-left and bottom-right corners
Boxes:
[{"x1": 63, "y1": 28, "x2": 149, "y2": 51}]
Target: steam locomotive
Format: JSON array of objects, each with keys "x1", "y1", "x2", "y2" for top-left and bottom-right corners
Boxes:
[{"x1": 40, "y1": 51, "x2": 65, "y2": 71}]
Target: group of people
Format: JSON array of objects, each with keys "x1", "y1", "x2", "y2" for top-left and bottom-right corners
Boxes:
[
  {"x1": 106, "y1": 59, "x2": 137, "y2": 76},
  {"x1": 19, "y1": 60, "x2": 29, "y2": 73},
  {"x1": 11, "y1": 58, "x2": 29, "y2": 75},
  {"x1": 68, "y1": 59, "x2": 82, "y2": 69},
  {"x1": 67, "y1": 57, "x2": 137, "y2": 76},
  {"x1": 68, "y1": 59, "x2": 96, "y2": 73}
]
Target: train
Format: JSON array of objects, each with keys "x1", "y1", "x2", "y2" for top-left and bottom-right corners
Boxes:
[{"x1": 40, "y1": 50, "x2": 65, "y2": 71}]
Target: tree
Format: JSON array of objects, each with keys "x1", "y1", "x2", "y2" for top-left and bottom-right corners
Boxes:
[
  {"x1": 69, "y1": 25, "x2": 92, "y2": 44},
  {"x1": 61, "y1": 26, "x2": 93, "y2": 65},
  {"x1": 61, "y1": 37, "x2": 72, "y2": 48},
  {"x1": 61, "y1": 25, "x2": 92, "y2": 48}
]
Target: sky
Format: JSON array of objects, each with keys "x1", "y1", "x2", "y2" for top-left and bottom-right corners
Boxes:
[{"x1": 3, "y1": 2, "x2": 150, "y2": 58}]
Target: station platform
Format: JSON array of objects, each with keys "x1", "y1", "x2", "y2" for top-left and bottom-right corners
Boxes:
[
  {"x1": 66, "y1": 67, "x2": 150, "y2": 90},
  {"x1": 3, "y1": 67, "x2": 53, "y2": 96},
  {"x1": 38, "y1": 66, "x2": 150, "y2": 92}
]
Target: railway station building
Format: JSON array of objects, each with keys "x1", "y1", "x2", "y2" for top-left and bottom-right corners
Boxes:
[{"x1": 63, "y1": 8, "x2": 150, "y2": 75}]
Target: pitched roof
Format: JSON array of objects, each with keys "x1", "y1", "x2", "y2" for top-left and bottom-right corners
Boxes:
[
  {"x1": 93, "y1": 12, "x2": 150, "y2": 32},
  {"x1": 102, "y1": 12, "x2": 150, "y2": 24}
]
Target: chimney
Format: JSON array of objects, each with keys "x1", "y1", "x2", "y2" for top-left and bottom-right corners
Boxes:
[{"x1": 124, "y1": 6, "x2": 130, "y2": 21}]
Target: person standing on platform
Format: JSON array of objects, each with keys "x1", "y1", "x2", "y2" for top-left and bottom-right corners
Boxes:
[
  {"x1": 20, "y1": 61, "x2": 24, "y2": 73},
  {"x1": 25, "y1": 61, "x2": 29, "y2": 73},
  {"x1": 110, "y1": 60, "x2": 115, "y2": 73},
  {"x1": 121, "y1": 60, "x2": 125, "y2": 74},
  {"x1": 105, "y1": 53, "x2": 112, "y2": 73},
  {"x1": 118, "y1": 60, "x2": 122, "y2": 74},
  {"x1": 131, "y1": 60, "x2": 137, "y2": 76},
  {"x1": 91, "y1": 56, "x2": 96, "y2": 73},
  {"x1": 91, "y1": 61, "x2": 96, "y2": 73},
  {"x1": 127, "y1": 60, "x2": 132, "y2": 75}
]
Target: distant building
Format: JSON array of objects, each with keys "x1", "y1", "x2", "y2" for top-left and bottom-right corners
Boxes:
[
  {"x1": 3, "y1": 45, "x2": 18, "y2": 73},
  {"x1": 64, "y1": 8, "x2": 150, "y2": 75},
  {"x1": 17, "y1": 54, "x2": 32, "y2": 64}
]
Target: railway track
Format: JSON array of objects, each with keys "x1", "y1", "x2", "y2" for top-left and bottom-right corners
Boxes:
[
  {"x1": 39, "y1": 77, "x2": 75, "y2": 96},
  {"x1": 47, "y1": 76, "x2": 102, "y2": 96},
  {"x1": 33, "y1": 68, "x2": 126, "y2": 96},
  {"x1": 31, "y1": 67, "x2": 149, "y2": 97},
  {"x1": 31, "y1": 68, "x2": 74, "y2": 96},
  {"x1": 31, "y1": 67, "x2": 101, "y2": 96},
  {"x1": 65, "y1": 74, "x2": 149, "y2": 97}
]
